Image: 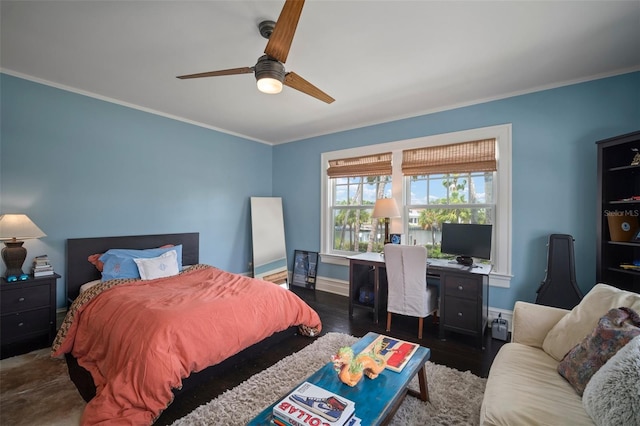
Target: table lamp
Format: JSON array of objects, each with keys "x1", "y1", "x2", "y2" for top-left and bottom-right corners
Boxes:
[
  {"x1": 372, "y1": 198, "x2": 401, "y2": 244},
  {"x1": 0, "y1": 214, "x2": 47, "y2": 278}
]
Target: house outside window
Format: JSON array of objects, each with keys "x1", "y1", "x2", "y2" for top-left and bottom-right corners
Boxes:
[{"x1": 320, "y1": 124, "x2": 512, "y2": 288}]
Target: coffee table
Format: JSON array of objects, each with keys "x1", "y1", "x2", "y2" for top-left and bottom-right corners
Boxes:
[{"x1": 247, "y1": 332, "x2": 430, "y2": 425}]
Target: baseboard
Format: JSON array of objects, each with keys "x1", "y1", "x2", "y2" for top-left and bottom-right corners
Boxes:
[
  {"x1": 315, "y1": 275, "x2": 514, "y2": 331},
  {"x1": 315, "y1": 275, "x2": 349, "y2": 297}
]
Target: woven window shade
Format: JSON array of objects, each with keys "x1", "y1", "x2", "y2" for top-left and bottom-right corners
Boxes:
[
  {"x1": 402, "y1": 139, "x2": 497, "y2": 175},
  {"x1": 327, "y1": 152, "x2": 392, "y2": 178}
]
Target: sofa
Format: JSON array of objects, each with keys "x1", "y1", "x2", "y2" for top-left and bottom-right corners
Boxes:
[{"x1": 480, "y1": 283, "x2": 640, "y2": 425}]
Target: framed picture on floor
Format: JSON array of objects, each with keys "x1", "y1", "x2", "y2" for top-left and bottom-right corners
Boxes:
[{"x1": 291, "y1": 250, "x2": 318, "y2": 289}]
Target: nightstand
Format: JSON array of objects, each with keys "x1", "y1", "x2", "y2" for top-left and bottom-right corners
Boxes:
[{"x1": 1, "y1": 273, "x2": 60, "y2": 358}]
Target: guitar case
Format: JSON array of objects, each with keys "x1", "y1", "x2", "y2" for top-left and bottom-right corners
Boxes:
[{"x1": 536, "y1": 234, "x2": 583, "y2": 309}]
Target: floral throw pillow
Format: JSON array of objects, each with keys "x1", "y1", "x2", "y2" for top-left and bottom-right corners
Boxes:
[{"x1": 557, "y1": 307, "x2": 640, "y2": 396}]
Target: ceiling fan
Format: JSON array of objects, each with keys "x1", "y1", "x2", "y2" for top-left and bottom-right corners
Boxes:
[{"x1": 177, "y1": 0, "x2": 334, "y2": 104}]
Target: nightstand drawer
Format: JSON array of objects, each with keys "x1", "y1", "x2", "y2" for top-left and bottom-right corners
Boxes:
[
  {"x1": 1, "y1": 285, "x2": 51, "y2": 314},
  {"x1": 443, "y1": 275, "x2": 479, "y2": 300},
  {"x1": 1, "y1": 307, "x2": 52, "y2": 342}
]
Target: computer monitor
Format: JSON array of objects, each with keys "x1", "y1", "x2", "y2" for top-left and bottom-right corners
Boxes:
[{"x1": 440, "y1": 223, "x2": 492, "y2": 266}]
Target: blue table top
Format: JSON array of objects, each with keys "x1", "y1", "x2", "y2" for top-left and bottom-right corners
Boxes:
[{"x1": 248, "y1": 332, "x2": 431, "y2": 425}]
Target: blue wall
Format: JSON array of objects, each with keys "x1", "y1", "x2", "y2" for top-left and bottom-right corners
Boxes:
[
  {"x1": 2, "y1": 72, "x2": 639, "y2": 310},
  {"x1": 1, "y1": 74, "x2": 273, "y2": 308},
  {"x1": 274, "y1": 72, "x2": 640, "y2": 310}
]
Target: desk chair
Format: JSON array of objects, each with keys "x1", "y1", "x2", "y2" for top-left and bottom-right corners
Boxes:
[{"x1": 384, "y1": 244, "x2": 438, "y2": 339}]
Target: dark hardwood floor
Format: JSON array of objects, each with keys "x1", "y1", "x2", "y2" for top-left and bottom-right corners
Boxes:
[{"x1": 156, "y1": 287, "x2": 506, "y2": 424}]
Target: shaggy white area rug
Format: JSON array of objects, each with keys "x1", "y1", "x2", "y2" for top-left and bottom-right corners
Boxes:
[{"x1": 172, "y1": 332, "x2": 486, "y2": 426}]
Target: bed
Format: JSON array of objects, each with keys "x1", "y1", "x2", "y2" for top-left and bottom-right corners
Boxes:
[{"x1": 53, "y1": 233, "x2": 322, "y2": 425}]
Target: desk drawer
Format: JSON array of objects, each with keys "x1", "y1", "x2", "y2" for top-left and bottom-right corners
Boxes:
[
  {"x1": 1, "y1": 285, "x2": 51, "y2": 314},
  {"x1": 443, "y1": 297, "x2": 478, "y2": 331},
  {"x1": 443, "y1": 275, "x2": 479, "y2": 300},
  {"x1": 1, "y1": 308, "x2": 51, "y2": 342}
]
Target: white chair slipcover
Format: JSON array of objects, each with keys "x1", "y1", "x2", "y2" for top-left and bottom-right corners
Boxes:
[{"x1": 384, "y1": 244, "x2": 438, "y2": 338}]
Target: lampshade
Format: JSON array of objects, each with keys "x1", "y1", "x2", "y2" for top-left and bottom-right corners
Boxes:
[
  {"x1": 372, "y1": 198, "x2": 400, "y2": 246},
  {"x1": 0, "y1": 214, "x2": 46, "y2": 278},
  {"x1": 372, "y1": 198, "x2": 401, "y2": 219},
  {"x1": 0, "y1": 214, "x2": 46, "y2": 240}
]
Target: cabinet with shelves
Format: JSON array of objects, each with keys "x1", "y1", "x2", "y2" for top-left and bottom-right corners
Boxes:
[{"x1": 596, "y1": 130, "x2": 640, "y2": 293}]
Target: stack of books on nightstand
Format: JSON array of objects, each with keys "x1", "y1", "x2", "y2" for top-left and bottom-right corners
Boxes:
[
  {"x1": 32, "y1": 255, "x2": 54, "y2": 277},
  {"x1": 272, "y1": 381, "x2": 360, "y2": 426}
]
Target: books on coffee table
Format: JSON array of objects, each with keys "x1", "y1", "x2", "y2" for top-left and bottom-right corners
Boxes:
[
  {"x1": 359, "y1": 334, "x2": 419, "y2": 372},
  {"x1": 272, "y1": 381, "x2": 358, "y2": 426}
]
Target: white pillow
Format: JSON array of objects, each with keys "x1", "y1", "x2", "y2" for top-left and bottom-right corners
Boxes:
[
  {"x1": 582, "y1": 335, "x2": 640, "y2": 426},
  {"x1": 133, "y1": 250, "x2": 179, "y2": 280}
]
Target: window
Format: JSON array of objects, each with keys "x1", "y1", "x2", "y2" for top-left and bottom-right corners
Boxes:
[
  {"x1": 320, "y1": 124, "x2": 512, "y2": 287},
  {"x1": 331, "y1": 176, "x2": 392, "y2": 254},
  {"x1": 406, "y1": 172, "x2": 495, "y2": 260},
  {"x1": 327, "y1": 153, "x2": 392, "y2": 255},
  {"x1": 403, "y1": 139, "x2": 497, "y2": 261}
]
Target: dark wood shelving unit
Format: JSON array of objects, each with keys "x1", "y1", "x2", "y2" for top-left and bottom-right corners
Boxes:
[
  {"x1": 609, "y1": 200, "x2": 640, "y2": 205},
  {"x1": 606, "y1": 267, "x2": 640, "y2": 276},
  {"x1": 596, "y1": 130, "x2": 640, "y2": 293}
]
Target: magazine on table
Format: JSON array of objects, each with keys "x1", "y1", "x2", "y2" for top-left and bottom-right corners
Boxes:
[
  {"x1": 273, "y1": 381, "x2": 356, "y2": 426},
  {"x1": 272, "y1": 413, "x2": 361, "y2": 426},
  {"x1": 359, "y1": 334, "x2": 420, "y2": 373}
]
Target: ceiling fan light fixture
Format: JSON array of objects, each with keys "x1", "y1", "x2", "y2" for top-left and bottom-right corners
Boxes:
[
  {"x1": 178, "y1": 2, "x2": 333, "y2": 103},
  {"x1": 257, "y1": 77, "x2": 283, "y2": 94},
  {"x1": 255, "y1": 55, "x2": 285, "y2": 95}
]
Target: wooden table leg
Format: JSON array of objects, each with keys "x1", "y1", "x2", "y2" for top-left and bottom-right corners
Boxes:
[{"x1": 407, "y1": 365, "x2": 429, "y2": 402}]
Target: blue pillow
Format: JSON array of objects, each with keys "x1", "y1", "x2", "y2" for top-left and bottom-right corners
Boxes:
[{"x1": 99, "y1": 245, "x2": 183, "y2": 281}]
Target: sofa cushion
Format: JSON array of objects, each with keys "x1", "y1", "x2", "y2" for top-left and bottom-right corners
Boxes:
[
  {"x1": 557, "y1": 307, "x2": 640, "y2": 395},
  {"x1": 480, "y1": 343, "x2": 594, "y2": 426},
  {"x1": 582, "y1": 335, "x2": 640, "y2": 426},
  {"x1": 511, "y1": 301, "x2": 569, "y2": 348},
  {"x1": 542, "y1": 283, "x2": 640, "y2": 361}
]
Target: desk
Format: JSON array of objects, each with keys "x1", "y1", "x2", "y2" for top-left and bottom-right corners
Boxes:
[
  {"x1": 348, "y1": 253, "x2": 387, "y2": 324},
  {"x1": 348, "y1": 253, "x2": 491, "y2": 348}
]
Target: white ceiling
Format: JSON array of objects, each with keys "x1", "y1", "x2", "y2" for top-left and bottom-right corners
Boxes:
[{"x1": 2, "y1": 1, "x2": 639, "y2": 145}]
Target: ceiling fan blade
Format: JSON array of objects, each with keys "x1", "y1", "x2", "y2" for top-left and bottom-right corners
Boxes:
[
  {"x1": 177, "y1": 67, "x2": 253, "y2": 79},
  {"x1": 264, "y1": 0, "x2": 305, "y2": 64},
  {"x1": 284, "y1": 72, "x2": 335, "y2": 104}
]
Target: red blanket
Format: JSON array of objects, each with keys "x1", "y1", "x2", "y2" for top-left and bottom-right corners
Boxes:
[{"x1": 52, "y1": 265, "x2": 322, "y2": 425}]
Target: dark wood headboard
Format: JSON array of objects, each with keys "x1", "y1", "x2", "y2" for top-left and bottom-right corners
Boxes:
[{"x1": 66, "y1": 233, "x2": 199, "y2": 303}]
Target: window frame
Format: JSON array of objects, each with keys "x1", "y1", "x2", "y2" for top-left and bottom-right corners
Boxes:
[{"x1": 320, "y1": 124, "x2": 512, "y2": 288}]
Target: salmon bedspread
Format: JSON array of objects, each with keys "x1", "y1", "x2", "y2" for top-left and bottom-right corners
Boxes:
[{"x1": 51, "y1": 264, "x2": 322, "y2": 425}]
